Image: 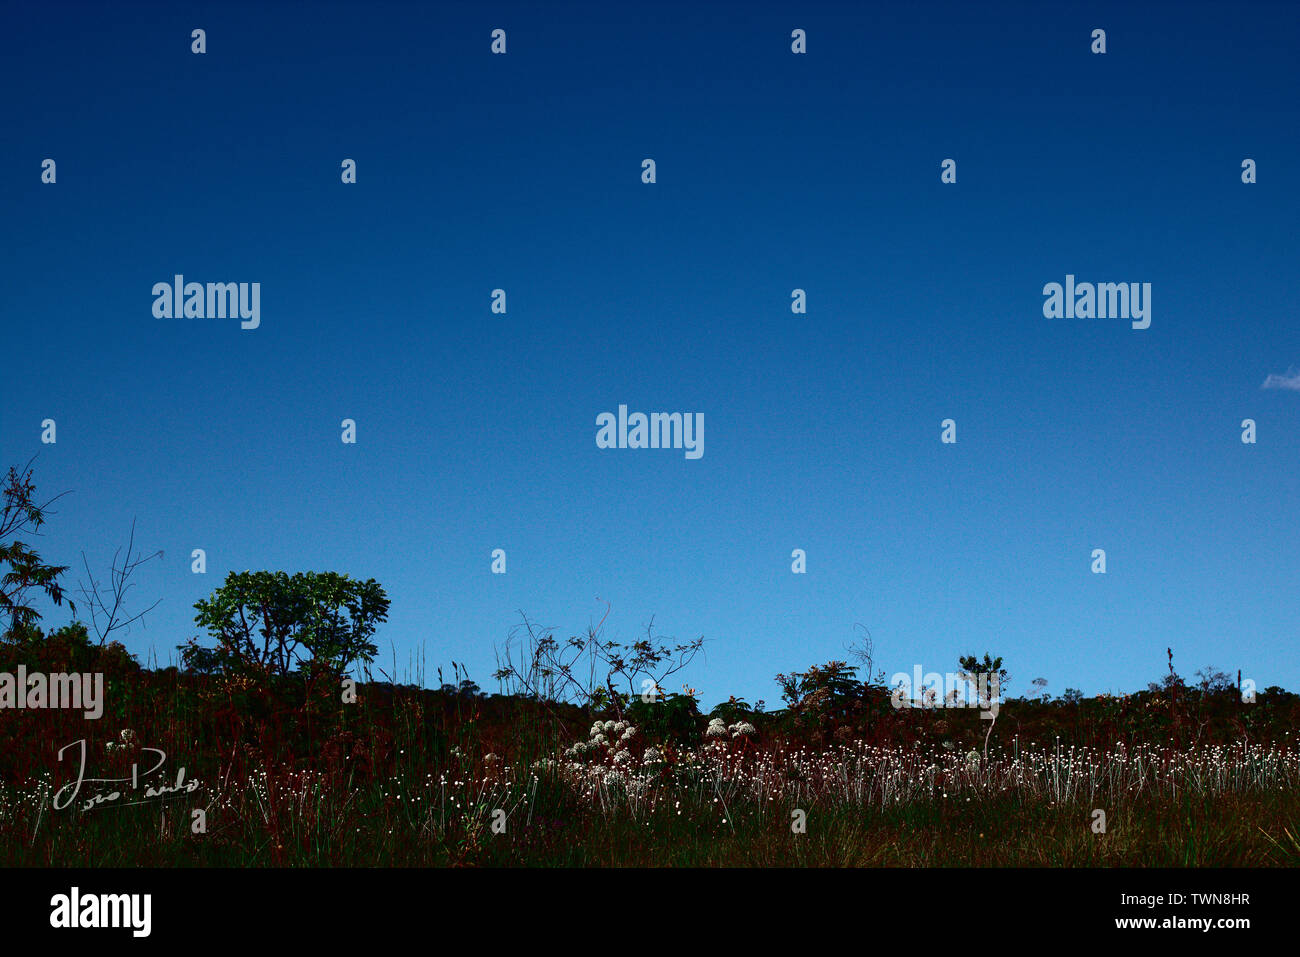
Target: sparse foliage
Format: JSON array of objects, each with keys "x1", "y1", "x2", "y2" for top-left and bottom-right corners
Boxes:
[
  {"x1": 492, "y1": 604, "x2": 705, "y2": 723},
  {"x1": 76, "y1": 518, "x2": 163, "y2": 646},
  {"x1": 0, "y1": 460, "x2": 75, "y2": 632}
]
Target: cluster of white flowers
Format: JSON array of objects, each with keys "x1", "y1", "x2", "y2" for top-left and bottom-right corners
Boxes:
[
  {"x1": 531, "y1": 758, "x2": 557, "y2": 773},
  {"x1": 104, "y1": 729, "x2": 137, "y2": 753},
  {"x1": 565, "y1": 720, "x2": 638, "y2": 760},
  {"x1": 706, "y1": 718, "x2": 756, "y2": 739},
  {"x1": 643, "y1": 746, "x2": 664, "y2": 765},
  {"x1": 965, "y1": 749, "x2": 982, "y2": 770}
]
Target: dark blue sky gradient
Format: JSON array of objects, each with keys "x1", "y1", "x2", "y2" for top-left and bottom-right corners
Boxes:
[{"x1": 3, "y1": 1, "x2": 1298, "y2": 705}]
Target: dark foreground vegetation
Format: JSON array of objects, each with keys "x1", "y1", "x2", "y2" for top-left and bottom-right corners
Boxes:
[
  {"x1": 2, "y1": 461, "x2": 1297, "y2": 866},
  {"x1": 1, "y1": 620, "x2": 1297, "y2": 867}
]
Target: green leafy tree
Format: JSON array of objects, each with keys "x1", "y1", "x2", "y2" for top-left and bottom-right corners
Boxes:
[
  {"x1": 777, "y1": 661, "x2": 861, "y2": 709},
  {"x1": 708, "y1": 695, "x2": 760, "y2": 724},
  {"x1": 181, "y1": 570, "x2": 389, "y2": 681},
  {"x1": 958, "y1": 652, "x2": 1009, "y2": 761},
  {"x1": 0, "y1": 461, "x2": 75, "y2": 632},
  {"x1": 776, "y1": 660, "x2": 863, "y2": 735}
]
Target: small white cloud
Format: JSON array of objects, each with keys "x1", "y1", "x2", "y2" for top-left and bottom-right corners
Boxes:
[{"x1": 1261, "y1": 366, "x2": 1300, "y2": 391}]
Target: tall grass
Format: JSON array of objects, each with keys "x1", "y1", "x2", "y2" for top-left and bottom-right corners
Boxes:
[{"x1": 1, "y1": 643, "x2": 1297, "y2": 866}]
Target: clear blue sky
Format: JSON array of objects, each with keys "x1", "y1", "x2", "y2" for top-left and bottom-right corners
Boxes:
[{"x1": 3, "y1": 0, "x2": 1298, "y2": 707}]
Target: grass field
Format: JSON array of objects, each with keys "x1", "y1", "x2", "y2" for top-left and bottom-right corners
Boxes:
[{"x1": 2, "y1": 630, "x2": 1297, "y2": 867}]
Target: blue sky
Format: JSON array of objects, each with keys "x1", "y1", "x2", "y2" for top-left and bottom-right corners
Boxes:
[{"x1": 3, "y1": 0, "x2": 1298, "y2": 707}]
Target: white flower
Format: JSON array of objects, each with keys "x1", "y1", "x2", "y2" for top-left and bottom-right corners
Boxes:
[
  {"x1": 603, "y1": 770, "x2": 627, "y2": 788},
  {"x1": 706, "y1": 718, "x2": 728, "y2": 738},
  {"x1": 643, "y1": 746, "x2": 664, "y2": 765},
  {"x1": 603, "y1": 720, "x2": 616, "y2": 733},
  {"x1": 729, "y1": 721, "x2": 756, "y2": 737}
]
